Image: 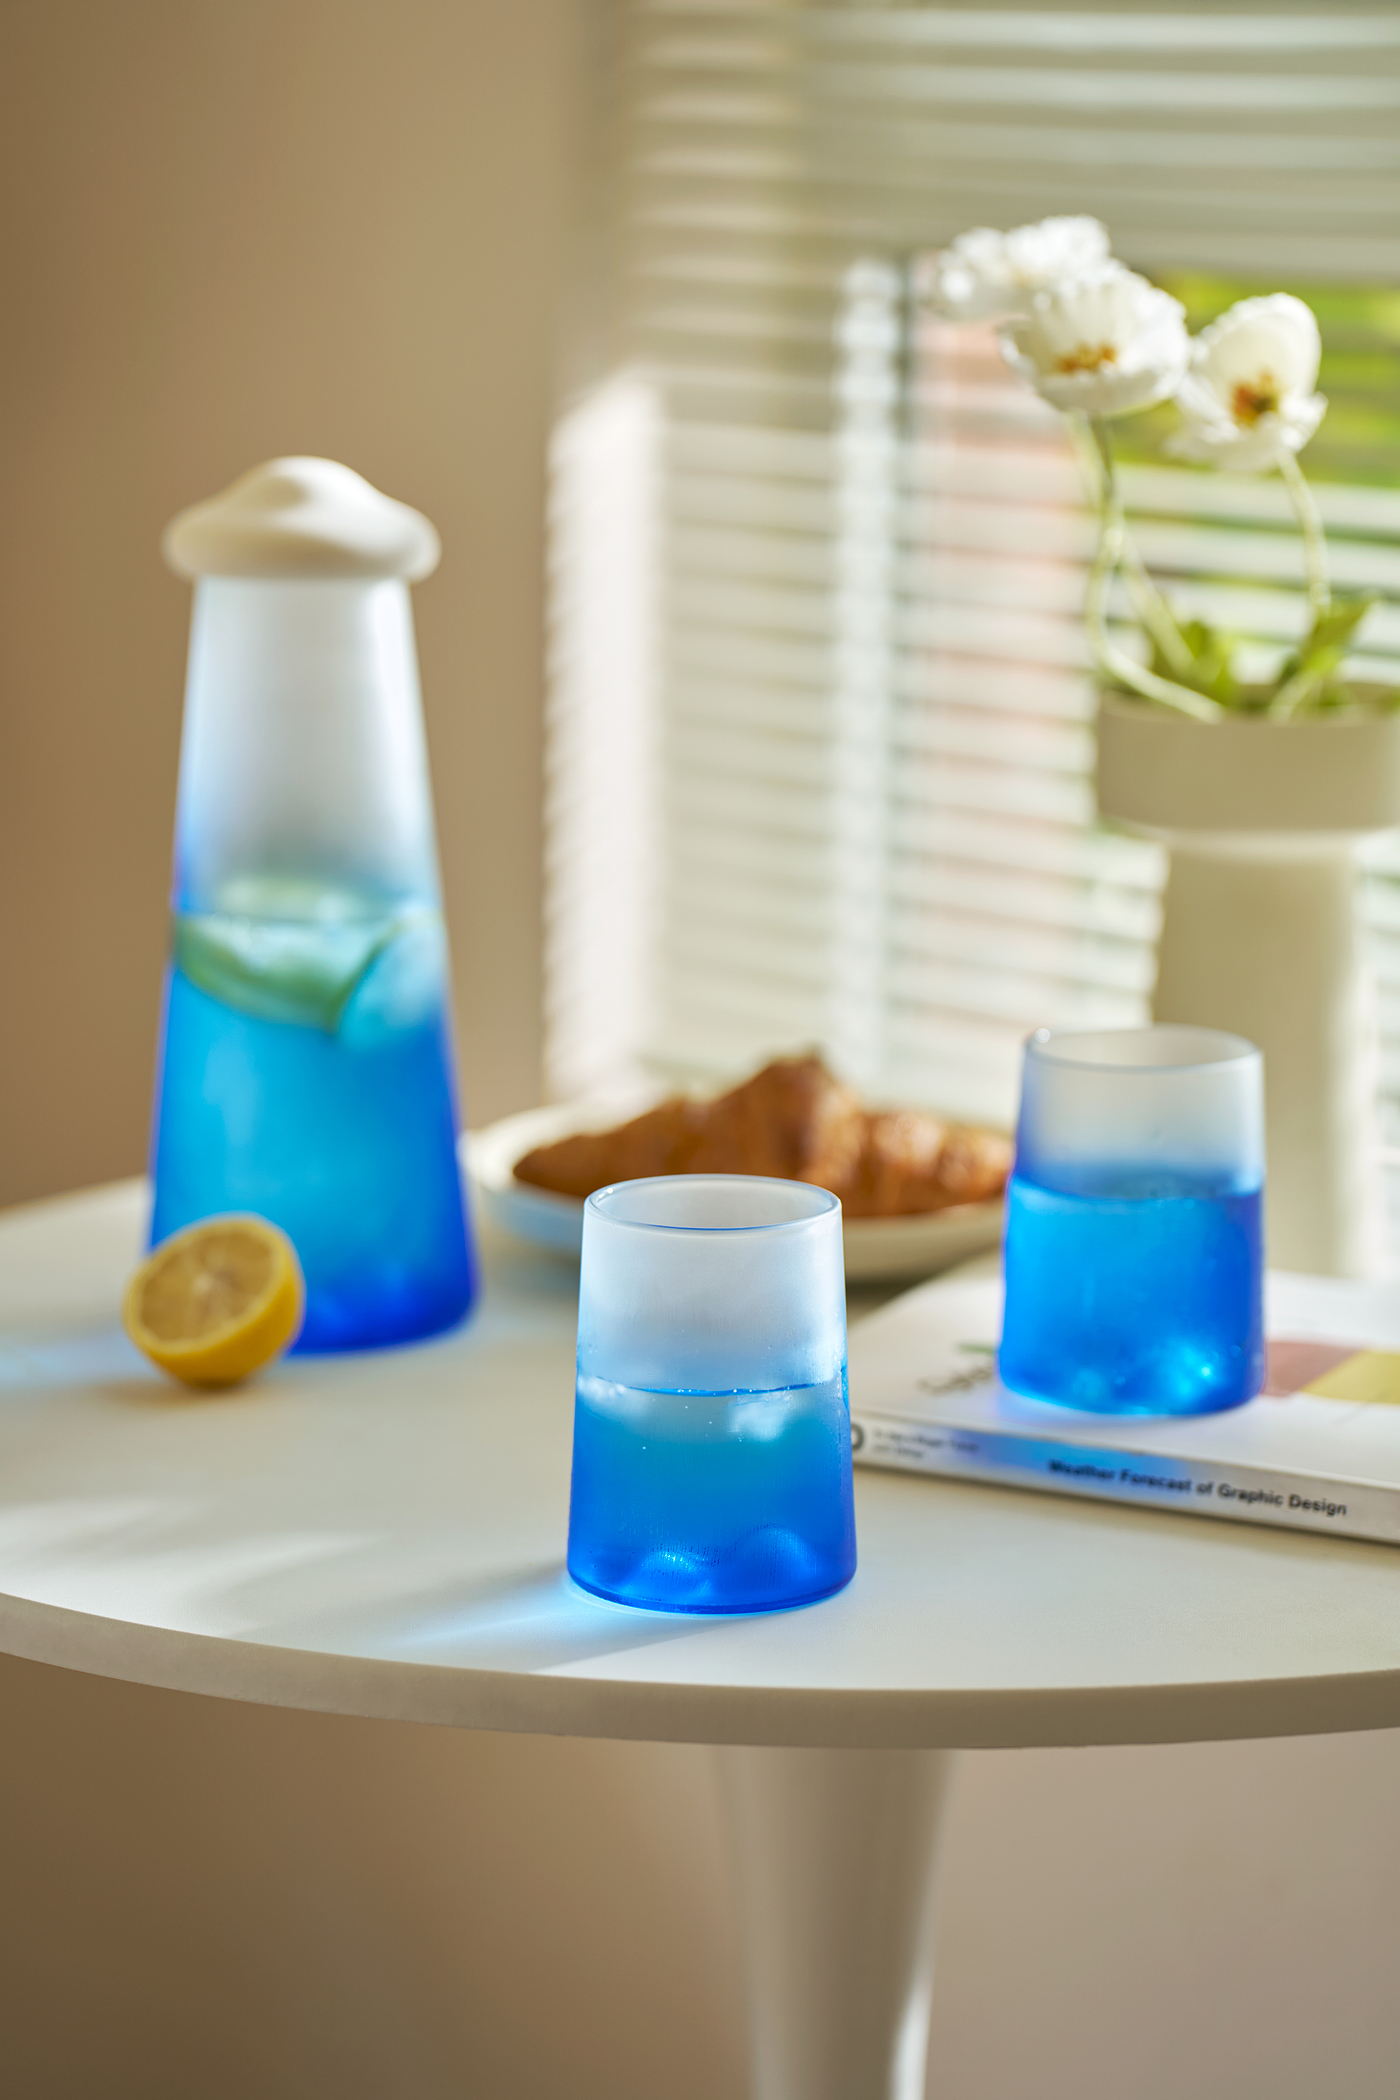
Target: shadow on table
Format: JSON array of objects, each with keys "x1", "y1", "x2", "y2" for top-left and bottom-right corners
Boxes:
[{"x1": 290, "y1": 1559, "x2": 724, "y2": 1675}]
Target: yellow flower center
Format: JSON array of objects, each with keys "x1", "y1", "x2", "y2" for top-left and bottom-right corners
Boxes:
[
  {"x1": 1231, "y1": 372, "x2": 1282, "y2": 426},
  {"x1": 1055, "y1": 341, "x2": 1118, "y2": 375}
]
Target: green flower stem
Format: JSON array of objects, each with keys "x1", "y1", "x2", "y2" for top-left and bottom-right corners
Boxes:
[
  {"x1": 1080, "y1": 419, "x2": 1222, "y2": 723},
  {"x1": 1083, "y1": 487, "x2": 1221, "y2": 721},
  {"x1": 1077, "y1": 417, "x2": 1197, "y2": 682},
  {"x1": 1278, "y1": 449, "x2": 1330, "y2": 620},
  {"x1": 1269, "y1": 453, "x2": 1332, "y2": 716}
]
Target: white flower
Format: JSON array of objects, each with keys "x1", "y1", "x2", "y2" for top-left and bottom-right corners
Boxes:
[
  {"x1": 926, "y1": 216, "x2": 1111, "y2": 321},
  {"x1": 999, "y1": 266, "x2": 1191, "y2": 418},
  {"x1": 1167, "y1": 294, "x2": 1327, "y2": 472}
]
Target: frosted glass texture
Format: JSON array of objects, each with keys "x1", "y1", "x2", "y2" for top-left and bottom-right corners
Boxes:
[
  {"x1": 1000, "y1": 1026, "x2": 1265, "y2": 1416},
  {"x1": 568, "y1": 1176, "x2": 857, "y2": 1613},
  {"x1": 173, "y1": 577, "x2": 440, "y2": 910},
  {"x1": 150, "y1": 576, "x2": 476, "y2": 1350}
]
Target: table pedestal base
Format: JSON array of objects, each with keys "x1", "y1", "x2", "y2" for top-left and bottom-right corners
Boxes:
[{"x1": 714, "y1": 1747, "x2": 957, "y2": 2100}]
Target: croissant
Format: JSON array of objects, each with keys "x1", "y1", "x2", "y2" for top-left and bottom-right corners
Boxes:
[{"x1": 513, "y1": 1056, "x2": 1011, "y2": 1218}]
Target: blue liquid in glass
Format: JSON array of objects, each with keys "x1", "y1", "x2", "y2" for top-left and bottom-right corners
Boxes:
[
  {"x1": 567, "y1": 1370, "x2": 857, "y2": 1613},
  {"x1": 150, "y1": 898, "x2": 476, "y2": 1352},
  {"x1": 999, "y1": 1173, "x2": 1264, "y2": 1416}
]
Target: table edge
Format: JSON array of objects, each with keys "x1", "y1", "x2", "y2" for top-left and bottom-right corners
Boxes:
[{"x1": 4, "y1": 1591, "x2": 1399, "y2": 1750}]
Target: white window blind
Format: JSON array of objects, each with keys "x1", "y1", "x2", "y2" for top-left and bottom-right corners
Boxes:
[{"x1": 547, "y1": 1, "x2": 1400, "y2": 1145}]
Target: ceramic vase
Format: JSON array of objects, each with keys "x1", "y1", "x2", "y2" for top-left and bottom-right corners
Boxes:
[{"x1": 1096, "y1": 693, "x2": 1400, "y2": 1276}]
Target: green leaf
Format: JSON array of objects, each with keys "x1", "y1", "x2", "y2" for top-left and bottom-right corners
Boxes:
[
  {"x1": 1272, "y1": 592, "x2": 1379, "y2": 713},
  {"x1": 1148, "y1": 618, "x2": 1240, "y2": 706},
  {"x1": 1295, "y1": 593, "x2": 1377, "y2": 670}
]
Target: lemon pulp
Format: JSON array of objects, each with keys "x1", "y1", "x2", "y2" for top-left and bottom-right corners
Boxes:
[{"x1": 124, "y1": 1215, "x2": 304, "y2": 1387}]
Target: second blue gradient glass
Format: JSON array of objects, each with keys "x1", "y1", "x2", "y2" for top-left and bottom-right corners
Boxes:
[
  {"x1": 999, "y1": 1025, "x2": 1266, "y2": 1417},
  {"x1": 567, "y1": 1175, "x2": 857, "y2": 1614}
]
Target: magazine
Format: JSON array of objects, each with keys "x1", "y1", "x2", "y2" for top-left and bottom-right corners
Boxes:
[{"x1": 848, "y1": 1269, "x2": 1400, "y2": 1545}]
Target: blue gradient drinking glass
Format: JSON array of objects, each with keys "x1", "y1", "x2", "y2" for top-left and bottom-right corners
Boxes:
[
  {"x1": 567, "y1": 1175, "x2": 857, "y2": 1613},
  {"x1": 999, "y1": 1026, "x2": 1265, "y2": 1417}
]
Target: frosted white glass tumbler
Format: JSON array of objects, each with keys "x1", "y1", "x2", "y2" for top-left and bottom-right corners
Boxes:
[
  {"x1": 1000, "y1": 1026, "x2": 1265, "y2": 1416},
  {"x1": 567, "y1": 1176, "x2": 857, "y2": 1613}
]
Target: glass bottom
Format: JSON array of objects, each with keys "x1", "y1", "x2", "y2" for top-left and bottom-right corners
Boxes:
[
  {"x1": 566, "y1": 1372, "x2": 857, "y2": 1614},
  {"x1": 569, "y1": 1568, "x2": 855, "y2": 1617},
  {"x1": 151, "y1": 968, "x2": 477, "y2": 1351},
  {"x1": 999, "y1": 1176, "x2": 1264, "y2": 1418}
]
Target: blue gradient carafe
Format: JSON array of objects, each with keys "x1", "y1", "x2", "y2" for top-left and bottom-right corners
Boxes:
[{"x1": 150, "y1": 457, "x2": 477, "y2": 1350}]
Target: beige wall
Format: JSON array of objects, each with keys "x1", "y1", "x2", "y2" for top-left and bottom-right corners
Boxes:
[{"x1": 0, "y1": 0, "x2": 574, "y2": 1207}]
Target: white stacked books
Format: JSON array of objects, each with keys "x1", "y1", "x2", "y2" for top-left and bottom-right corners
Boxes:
[{"x1": 848, "y1": 1268, "x2": 1400, "y2": 1546}]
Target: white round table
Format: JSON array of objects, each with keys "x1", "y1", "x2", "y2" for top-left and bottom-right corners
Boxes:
[{"x1": 4, "y1": 1181, "x2": 1399, "y2": 2100}]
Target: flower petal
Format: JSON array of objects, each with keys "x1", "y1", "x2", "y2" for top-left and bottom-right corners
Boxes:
[
  {"x1": 1000, "y1": 265, "x2": 1190, "y2": 418},
  {"x1": 927, "y1": 214, "x2": 1111, "y2": 319},
  {"x1": 1186, "y1": 293, "x2": 1323, "y2": 431},
  {"x1": 1167, "y1": 392, "x2": 1327, "y2": 473}
]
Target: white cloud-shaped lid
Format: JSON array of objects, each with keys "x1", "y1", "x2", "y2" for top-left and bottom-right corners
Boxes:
[{"x1": 163, "y1": 457, "x2": 440, "y2": 581}]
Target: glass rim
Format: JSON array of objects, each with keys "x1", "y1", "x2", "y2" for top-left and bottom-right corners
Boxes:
[
  {"x1": 1025, "y1": 1024, "x2": 1261, "y2": 1075},
  {"x1": 584, "y1": 1173, "x2": 841, "y2": 1235}
]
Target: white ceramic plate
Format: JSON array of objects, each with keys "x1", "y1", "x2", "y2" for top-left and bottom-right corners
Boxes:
[{"x1": 465, "y1": 1097, "x2": 1006, "y2": 1284}]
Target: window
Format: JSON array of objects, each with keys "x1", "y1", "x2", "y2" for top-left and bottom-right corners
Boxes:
[{"x1": 547, "y1": 2, "x2": 1400, "y2": 1166}]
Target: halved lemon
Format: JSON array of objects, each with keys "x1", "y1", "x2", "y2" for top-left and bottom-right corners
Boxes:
[{"x1": 123, "y1": 1215, "x2": 305, "y2": 1388}]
